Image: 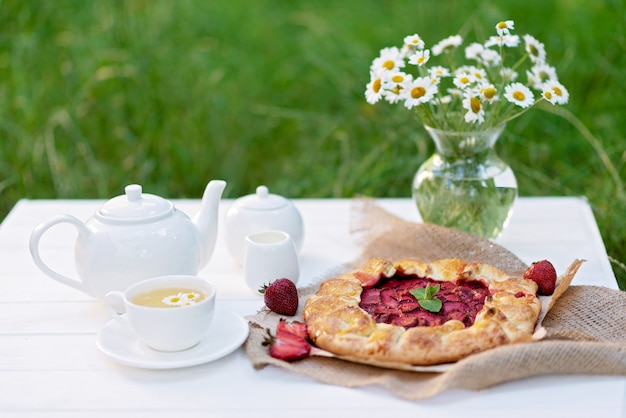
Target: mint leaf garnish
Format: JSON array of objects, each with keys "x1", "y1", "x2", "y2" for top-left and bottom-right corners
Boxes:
[
  {"x1": 410, "y1": 283, "x2": 442, "y2": 313},
  {"x1": 418, "y1": 298, "x2": 442, "y2": 312}
]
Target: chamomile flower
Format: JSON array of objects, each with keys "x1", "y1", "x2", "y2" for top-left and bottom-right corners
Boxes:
[
  {"x1": 485, "y1": 34, "x2": 520, "y2": 48},
  {"x1": 504, "y1": 82, "x2": 534, "y2": 108},
  {"x1": 465, "y1": 43, "x2": 485, "y2": 61},
  {"x1": 383, "y1": 71, "x2": 412, "y2": 92},
  {"x1": 496, "y1": 20, "x2": 515, "y2": 36},
  {"x1": 365, "y1": 71, "x2": 385, "y2": 104},
  {"x1": 181, "y1": 292, "x2": 202, "y2": 306},
  {"x1": 408, "y1": 49, "x2": 431, "y2": 66},
  {"x1": 162, "y1": 294, "x2": 183, "y2": 306},
  {"x1": 480, "y1": 48, "x2": 501, "y2": 67},
  {"x1": 370, "y1": 46, "x2": 405, "y2": 73},
  {"x1": 542, "y1": 80, "x2": 569, "y2": 105},
  {"x1": 429, "y1": 65, "x2": 451, "y2": 80},
  {"x1": 401, "y1": 76, "x2": 437, "y2": 109},
  {"x1": 453, "y1": 71, "x2": 474, "y2": 89},
  {"x1": 527, "y1": 63, "x2": 558, "y2": 89},
  {"x1": 432, "y1": 35, "x2": 463, "y2": 56},
  {"x1": 462, "y1": 93, "x2": 485, "y2": 124},
  {"x1": 447, "y1": 88, "x2": 464, "y2": 101},
  {"x1": 523, "y1": 34, "x2": 546, "y2": 63},
  {"x1": 466, "y1": 66, "x2": 488, "y2": 85},
  {"x1": 479, "y1": 85, "x2": 498, "y2": 103},
  {"x1": 500, "y1": 67, "x2": 518, "y2": 83},
  {"x1": 404, "y1": 34, "x2": 425, "y2": 50}
]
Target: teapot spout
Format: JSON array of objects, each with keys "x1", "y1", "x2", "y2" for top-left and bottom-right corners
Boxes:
[{"x1": 193, "y1": 180, "x2": 227, "y2": 269}]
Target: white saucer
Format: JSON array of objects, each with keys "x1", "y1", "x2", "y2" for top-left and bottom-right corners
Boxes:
[{"x1": 96, "y1": 309, "x2": 249, "y2": 369}]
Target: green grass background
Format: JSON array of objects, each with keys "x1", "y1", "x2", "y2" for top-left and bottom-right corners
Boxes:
[{"x1": 1, "y1": 0, "x2": 624, "y2": 289}]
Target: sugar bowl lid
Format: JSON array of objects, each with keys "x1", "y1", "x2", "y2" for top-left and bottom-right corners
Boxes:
[
  {"x1": 97, "y1": 184, "x2": 174, "y2": 221},
  {"x1": 232, "y1": 185, "x2": 289, "y2": 210}
]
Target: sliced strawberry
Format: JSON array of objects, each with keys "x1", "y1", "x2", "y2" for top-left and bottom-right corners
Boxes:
[
  {"x1": 269, "y1": 335, "x2": 311, "y2": 362},
  {"x1": 276, "y1": 318, "x2": 308, "y2": 340},
  {"x1": 264, "y1": 320, "x2": 311, "y2": 362}
]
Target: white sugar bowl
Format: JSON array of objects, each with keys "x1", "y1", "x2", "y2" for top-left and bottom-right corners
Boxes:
[{"x1": 224, "y1": 185, "x2": 304, "y2": 264}]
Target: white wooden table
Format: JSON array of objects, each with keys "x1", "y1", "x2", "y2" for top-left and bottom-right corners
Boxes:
[{"x1": 0, "y1": 197, "x2": 623, "y2": 417}]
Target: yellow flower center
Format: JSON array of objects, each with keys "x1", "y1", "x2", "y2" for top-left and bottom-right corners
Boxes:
[
  {"x1": 483, "y1": 87, "x2": 496, "y2": 99},
  {"x1": 411, "y1": 86, "x2": 426, "y2": 99},
  {"x1": 544, "y1": 91, "x2": 553, "y2": 100},
  {"x1": 513, "y1": 91, "x2": 526, "y2": 101},
  {"x1": 497, "y1": 21, "x2": 508, "y2": 29},
  {"x1": 528, "y1": 44, "x2": 539, "y2": 57},
  {"x1": 552, "y1": 86, "x2": 563, "y2": 96},
  {"x1": 460, "y1": 76, "x2": 470, "y2": 84},
  {"x1": 383, "y1": 60, "x2": 395, "y2": 70},
  {"x1": 391, "y1": 75, "x2": 404, "y2": 83},
  {"x1": 470, "y1": 97, "x2": 481, "y2": 113},
  {"x1": 373, "y1": 78, "x2": 382, "y2": 93}
]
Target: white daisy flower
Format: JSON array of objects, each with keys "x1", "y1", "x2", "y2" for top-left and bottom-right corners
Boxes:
[
  {"x1": 432, "y1": 35, "x2": 463, "y2": 56},
  {"x1": 408, "y1": 49, "x2": 430, "y2": 66},
  {"x1": 465, "y1": 42, "x2": 485, "y2": 61},
  {"x1": 526, "y1": 63, "x2": 558, "y2": 89},
  {"x1": 383, "y1": 71, "x2": 412, "y2": 91},
  {"x1": 384, "y1": 89, "x2": 404, "y2": 104},
  {"x1": 523, "y1": 34, "x2": 547, "y2": 63},
  {"x1": 447, "y1": 88, "x2": 464, "y2": 100},
  {"x1": 434, "y1": 94, "x2": 453, "y2": 105},
  {"x1": 479, "y1": 85, "x2": 498, "y2": 103},
  {"x1": 500, "y1": 67, "x2": 518, "y2": 83},
  {"x1": 463, "y1": 93, "x2": 485, "y2": 124},
  {"x1": 485, "y1": 34, "x2": 520, "y2": 48},
  {"x1": 181, "y1": 292, "x2": 201, "y2": 306},
  {"x1": 480, "y1": 48, "x2": 502, "y2": 67},
  {"x1": 400, "y1": 76, "x2": 437, "y2": 109},
  {"x1": 467, "y1": 66, "x2": 489, "y2": 85},
  {"x1": 453, "y1": 71, "x2": 475, "y2": 89},
  {"x1": 365, "y1": 71, "x2": 385, "y2": 104},
  {"x1": 542, "y1": 80, "x2": 569, "y2": 105},
  {"x1": 370, "y1": 46, "x2": 405, "y2": 73},
  {"x1": 404, "y1": 34, "x2": 425, "y2": 50},
  {"x1": 496, "y1": 20, "x2": 515, "y2": 36},
  {"x1": 504, "y1": 82, "x2": 534, "y2": 108},
  {"x1": 162, "y1": 294, "x2": 183, "y2": 306},
  {"x1": 429, "y1": 65, "x2": 451, "y2": 79}
]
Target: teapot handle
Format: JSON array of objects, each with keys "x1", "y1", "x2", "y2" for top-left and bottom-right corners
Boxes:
[{"x1": 29, "y1": 214, "x2": 91, "y2": 295}]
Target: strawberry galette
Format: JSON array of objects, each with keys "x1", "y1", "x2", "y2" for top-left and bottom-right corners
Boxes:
[{"x1": 302, "y1": 258, "x2": 542, "y2": 366}]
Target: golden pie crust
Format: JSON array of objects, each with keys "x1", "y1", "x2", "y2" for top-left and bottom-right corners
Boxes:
[{"x1": 302, "y1": 258, "x2": 541, "y2": 366}]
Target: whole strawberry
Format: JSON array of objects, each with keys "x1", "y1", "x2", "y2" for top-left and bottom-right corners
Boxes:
[
  {"x1": 523, "y1": 260, "x2": 557, "y2": 295},
  {"x1": 259, "y1": 278, "x2": 298, "y2": 316}
]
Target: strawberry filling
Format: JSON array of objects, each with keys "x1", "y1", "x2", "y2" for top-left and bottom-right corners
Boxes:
[{"x1": 358, "y1": 274, "x2": 490, "y2": 329}]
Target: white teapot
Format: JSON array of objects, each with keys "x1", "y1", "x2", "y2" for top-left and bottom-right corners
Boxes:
[
  {"x1": 224, "y1": 185, "x2": 304, "y2": 264},
  {"x1": 29, "y1": 180, "x2": 226, "y2": 298}
]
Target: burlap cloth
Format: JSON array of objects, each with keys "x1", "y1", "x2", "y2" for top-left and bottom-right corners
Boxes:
[{"x1": 244, "y1": 198, "x2": 626, "y2": 400}]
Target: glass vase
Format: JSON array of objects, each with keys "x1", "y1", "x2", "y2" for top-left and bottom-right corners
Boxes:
[{"x1": 412, "y1": 124, "x2": 517, "y2": 239}]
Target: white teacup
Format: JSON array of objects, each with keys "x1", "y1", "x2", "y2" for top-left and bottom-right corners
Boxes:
[
  {"x1": 243, "y1": 230, "x2": 299, "y2": 292},
  {"x1": 103, "y1": 275, "x2": 216, "y2": 352}
]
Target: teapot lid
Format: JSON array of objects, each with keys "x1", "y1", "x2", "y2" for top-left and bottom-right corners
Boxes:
[
  {"x1": 97, "y1": 184, "x2": 174, "y2": 221},
  {"x1": 234, "y1": 185, "x2": 289, "y2": 210}
]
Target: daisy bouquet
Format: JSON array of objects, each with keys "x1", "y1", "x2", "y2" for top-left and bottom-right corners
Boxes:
[{"x1": 365, "y1": 20, "x2": 569, "y2": 131}]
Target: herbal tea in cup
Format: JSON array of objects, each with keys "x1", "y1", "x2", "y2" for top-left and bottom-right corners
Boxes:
[
  {"x1": 132, "y1": 287, "x2": 209, "y2": 308},
  {"x1": 103, "y1": 275, "x2": 216, "y2": 352}
]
